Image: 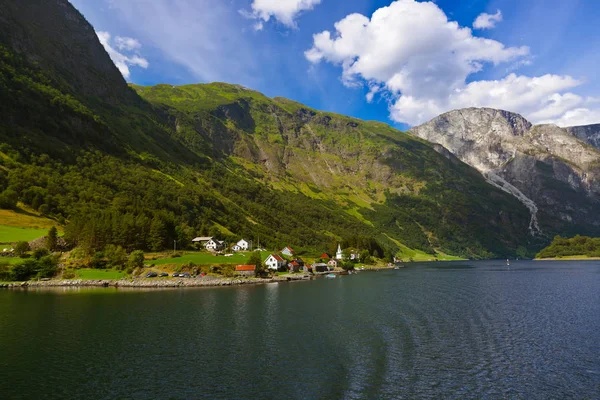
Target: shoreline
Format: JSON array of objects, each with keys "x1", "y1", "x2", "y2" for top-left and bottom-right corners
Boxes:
[
  {"x1": 0, "y1": 266, "x2": 397, "y2": 289},
  {"x1": 534, "y1": 256, "x2": 600, "y2": 261}
]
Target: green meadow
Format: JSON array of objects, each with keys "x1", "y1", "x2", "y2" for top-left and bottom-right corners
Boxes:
[
  {"x1": 0, "y1": 225, "x2": 48, "y2": 244},
  {"x1": 147, "y1": 251, "x2": 272, "y2": 266}
]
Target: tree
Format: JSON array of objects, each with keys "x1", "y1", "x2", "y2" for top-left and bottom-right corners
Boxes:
[
  {"x1": 360, "y1": 250, "x2": 372, "y2": 264},
  {"x1": 248, "y1": 251, "x2": 265, "y2": 277},
  {"x1": 14, "y1": 241, "x2": 30, "y2": 257},
  {"x1": 104, "y1": 244, "x2": 127, "y2": 268},
  {"x1": 129, "y1": 250, "x2": 145, "y2": 269},
  {"x1": 11, "y1": 259, "x2": 38, "y2": 281},
  {"x1": 45, "y1": 226, "x2": 58, "y2": 251},
  {"x1": 0, "y1": 189, "x2": 18, "y2": 209}
]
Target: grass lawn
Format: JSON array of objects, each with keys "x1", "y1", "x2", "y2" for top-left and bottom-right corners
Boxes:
[
  {"x1": 147, "y1": 251, "x2": 272, "y2": 266},
  {"x1": 0, "y1": 225, "x2": 48, "y2": 244},
  {"x1": 0, "y1": 257, "x2": 23, "y2": 265},
  {"x1": 75, "y1": 269, "x2": 127, "y2": 280}
]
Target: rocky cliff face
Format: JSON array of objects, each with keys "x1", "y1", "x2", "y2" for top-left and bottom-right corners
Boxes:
[
  {"x1": 567, "y1": 124, "x2": 600, "y2": 150},
  {"x1": 410, "y1": 108, "x2": 600, "y2": 237}
]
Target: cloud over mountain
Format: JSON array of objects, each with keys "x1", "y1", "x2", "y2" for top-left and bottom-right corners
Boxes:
[
  {"x1": 305, "y1": 0, "x2": 599, "y2": 127},
  {"x1": 96, "y1": 31, "x2": 148, "y2": 79}
]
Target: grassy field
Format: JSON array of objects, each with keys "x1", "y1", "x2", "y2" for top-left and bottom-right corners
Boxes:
[
  {"x1": 147, "y1": 251, "x2": 272, "y2": 266},
  {"x1": 0, "y1": 207, "x2": 59, "y2": 229},
  {"x1": 0, "y1": 257, "x2": 23, "y2": 265},
  {"x1": 74, "y1": 269, "x2": 127, "y2": 280},
  {"x1": 0, "y1": 226, "x2": 49, "y2": 244}
]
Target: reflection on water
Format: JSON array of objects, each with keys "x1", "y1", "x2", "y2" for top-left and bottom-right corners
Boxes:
[{"x1": 0, "y1": 260, "x2": 598, "y2": 399}]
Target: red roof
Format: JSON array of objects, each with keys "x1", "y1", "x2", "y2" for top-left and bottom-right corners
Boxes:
[
  {"x1": 268, "y1": 254, "x2": 284, "y2": 262},
  {"x1": 320, "y1": 253, "x2": 330, "y2": 259},
  {"x1": 284, "y1": 246, "x2": 295, "y2": 253},
  {"x1": 290, "y1": 261, "x2": 300, "y2": 266},
  {"x1": 236, "y1": 265, "x2": 256, "y2": 271}
]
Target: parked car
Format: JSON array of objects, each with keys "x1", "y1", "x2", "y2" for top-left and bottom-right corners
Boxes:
[
  {"x1": 145, "y1": 272, "x2": 158, "y2": 278},
  {"x1": 181, "y1": 272, "x2": 191, "y2": 278},
  {"x1": 172, "y1": 272, "x2": 179, "y2": 277},
  {"x1": 159, "y1": 272, "x2": 168, "y2": 277}
]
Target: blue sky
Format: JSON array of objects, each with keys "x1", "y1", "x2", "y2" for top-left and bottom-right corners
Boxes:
[{"x1": 70, "y1": 0, "x2": 600, "y2": 129}]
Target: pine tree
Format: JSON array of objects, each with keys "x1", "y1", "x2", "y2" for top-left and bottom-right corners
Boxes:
[{"x1": 45, "y1": 226, "x2": 58, "y2": 251}]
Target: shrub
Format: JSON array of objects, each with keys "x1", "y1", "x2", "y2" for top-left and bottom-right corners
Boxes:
[
  {"x1": 62, "y1": 271, "x2": 76, "y2": 279},
  {"x1": 11, "y1": 259, "x2": 38, "y2": 281},
  {"x1": 33, "y1": 248, "x2": 50, "y2": 260},
  {"x1": 14, "y1": 241, "x2": 30, "y2": 257},
  {"x1": 104, "y1": 244, "x2": 127, "y2": 269},
  {"x1": 128, "y1": 250, "x2": 145, "y2": 269}
]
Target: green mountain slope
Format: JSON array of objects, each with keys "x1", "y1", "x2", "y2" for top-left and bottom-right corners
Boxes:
[{"x1": 0, "y1": 0, "x2": 541, "y2": 259}]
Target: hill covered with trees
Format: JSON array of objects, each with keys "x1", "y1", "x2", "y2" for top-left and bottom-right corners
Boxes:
[{"x1": 536, "y1": 235, "x2": 600, "y2": 259}]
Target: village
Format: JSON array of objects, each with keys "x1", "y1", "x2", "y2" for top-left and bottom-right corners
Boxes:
[{"x1": 190, "y1": 236, "x2": 370, "y2": 277}]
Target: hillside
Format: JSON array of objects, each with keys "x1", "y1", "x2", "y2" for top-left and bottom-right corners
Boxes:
[
  {"x1": 0, "y1": 0, "x2": 554, "y2": 259},
  {"x1": 536, "y1": 235, "x2": 600, "y2": 259}
]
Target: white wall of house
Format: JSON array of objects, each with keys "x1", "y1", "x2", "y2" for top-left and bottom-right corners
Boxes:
[
  {"x1": 265, "y1": 255, "x2": 282, "y2": 270},
  {"x1": 237, "y1": 239, "x2": 249, "y2": 251}
]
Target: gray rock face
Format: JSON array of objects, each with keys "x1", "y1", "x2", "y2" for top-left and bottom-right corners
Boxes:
[
  {"x1": 410, "y1": 108, "x2": 600, "y2": 236},
  {"x1": 566, "y1": 124, "x2": 600, "y2": 150}
]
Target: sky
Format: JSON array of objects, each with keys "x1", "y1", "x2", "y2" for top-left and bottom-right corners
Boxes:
[{"x1": 70, "y1": 0, "x2": 600, "y2": 130}]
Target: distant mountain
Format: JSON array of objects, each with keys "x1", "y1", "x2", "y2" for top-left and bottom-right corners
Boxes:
[
  {"x1": 410, "y1": 108, "x2": 600, "y2": 238},
  {"x1": 0, "y1": 0, "x2": 577, "y2": 259},
  {"x1": 566, "y1": 124, "x2": 600, "y2": 150}
]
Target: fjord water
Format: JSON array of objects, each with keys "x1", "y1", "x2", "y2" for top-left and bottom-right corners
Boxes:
[{"x1": 1, "y1": 261, "x2": 598, "y2": 399}]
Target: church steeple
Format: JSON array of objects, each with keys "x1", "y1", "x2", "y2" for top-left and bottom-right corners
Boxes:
[{"x1": 336, "y1": 244, "x2": 343, "y2": 260}]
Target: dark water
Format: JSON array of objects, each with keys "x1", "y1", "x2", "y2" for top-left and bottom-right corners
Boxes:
[{"x1": 0, "y1": 260, "x2": 599, "y2": 399}]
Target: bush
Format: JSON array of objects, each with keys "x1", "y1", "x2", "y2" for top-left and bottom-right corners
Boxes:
[
  {"x1": 104, "y1": 244, "x2": 127, "y2": 269},
  {"x1": 91, "y1": 251, "x2": 106, "y2": 269},
  {"x1": 62, "y1": 271, "x2": 76, "y2": 279},
  {"x1": 33, "y1": 248, "x2": 50, "y2": 260},
  {"x1": 11, "y1": 259, "x2": 38, "y2": 281},
  {"x1": 14, "y1": 241, "x2": 30, "y2": 257},
  {"x1": 128, "y1": 250, "x2": 145, "y2": 269}
]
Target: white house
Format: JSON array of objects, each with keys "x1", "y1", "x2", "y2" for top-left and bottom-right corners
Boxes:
[
  {"x1": 237, "y1": 239, "x2": 250, "y2": 251},
  {"x1": 281, "y1": 246, "x2": 295, "y2": 257},
  {"x1": 264, "y1": 254, "x2": 285, "y2": 270},
  {"x1": 205, "y1": 239, "x2": 225, "y2": 251}
]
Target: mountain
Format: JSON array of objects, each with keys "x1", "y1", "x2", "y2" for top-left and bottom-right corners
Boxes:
[
  {"x1": 566, "y1": 124, "x2": 600, "y2": 150},
  {"x1": 410, "y1": 108, "x2": 600, "y2": 238},
  {"x1": 0, "y1": 0, "x2": 562, "y2": 259}
]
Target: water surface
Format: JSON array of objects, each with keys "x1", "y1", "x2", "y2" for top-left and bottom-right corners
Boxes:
[{"x1": 0, "y1": 260, "x2": 598, "y2": 399}]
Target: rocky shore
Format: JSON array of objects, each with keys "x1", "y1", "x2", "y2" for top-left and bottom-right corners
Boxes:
[{"x1": 0, "y1": 274, "x2": 314, "y2": 289}]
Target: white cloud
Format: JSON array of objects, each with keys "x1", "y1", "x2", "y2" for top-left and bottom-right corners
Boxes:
[
  {"x1": 473, "y1": 10, "x2": 503, "y2": 30},
  {"x1": 96, "y1": 31, "x2": 148, "y2": 79},
  {"x1": 105, "y1": 0, "x2": 259, "y2": 84},
  {"x1": 114, "y1": 36, "x2": 141, "y2": 51},
  {"x1": 305, "y1": 0, "x2": 600, "y2": 127},
  {"x1": 243, "y1": 0, "x2": 321, "y2": 29}
]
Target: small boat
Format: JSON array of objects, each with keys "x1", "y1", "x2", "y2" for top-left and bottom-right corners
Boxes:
[
  {"x1": 325, "y1": 273, "x2": 336, "y2": 279},
  {"x1": 506, "y1": 259, "x2": 510, "y2": 266}
]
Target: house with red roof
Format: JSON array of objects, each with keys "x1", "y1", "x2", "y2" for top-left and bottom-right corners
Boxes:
[
  {"x1": 289, "y1": 260, "x2": 301, "y2": 273},
  {"x1": 235, "y1": 265, "x2": 256, "y2": 276},
  {"x1": 265, "y1": 254, "x2": 285, "y2": 270},
  {"x1": 281, "y1": 246, "x2": 295, "y2": 257},
  {"x1": 320, "y1": 252, "x2": 331, "y2": 260}
]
